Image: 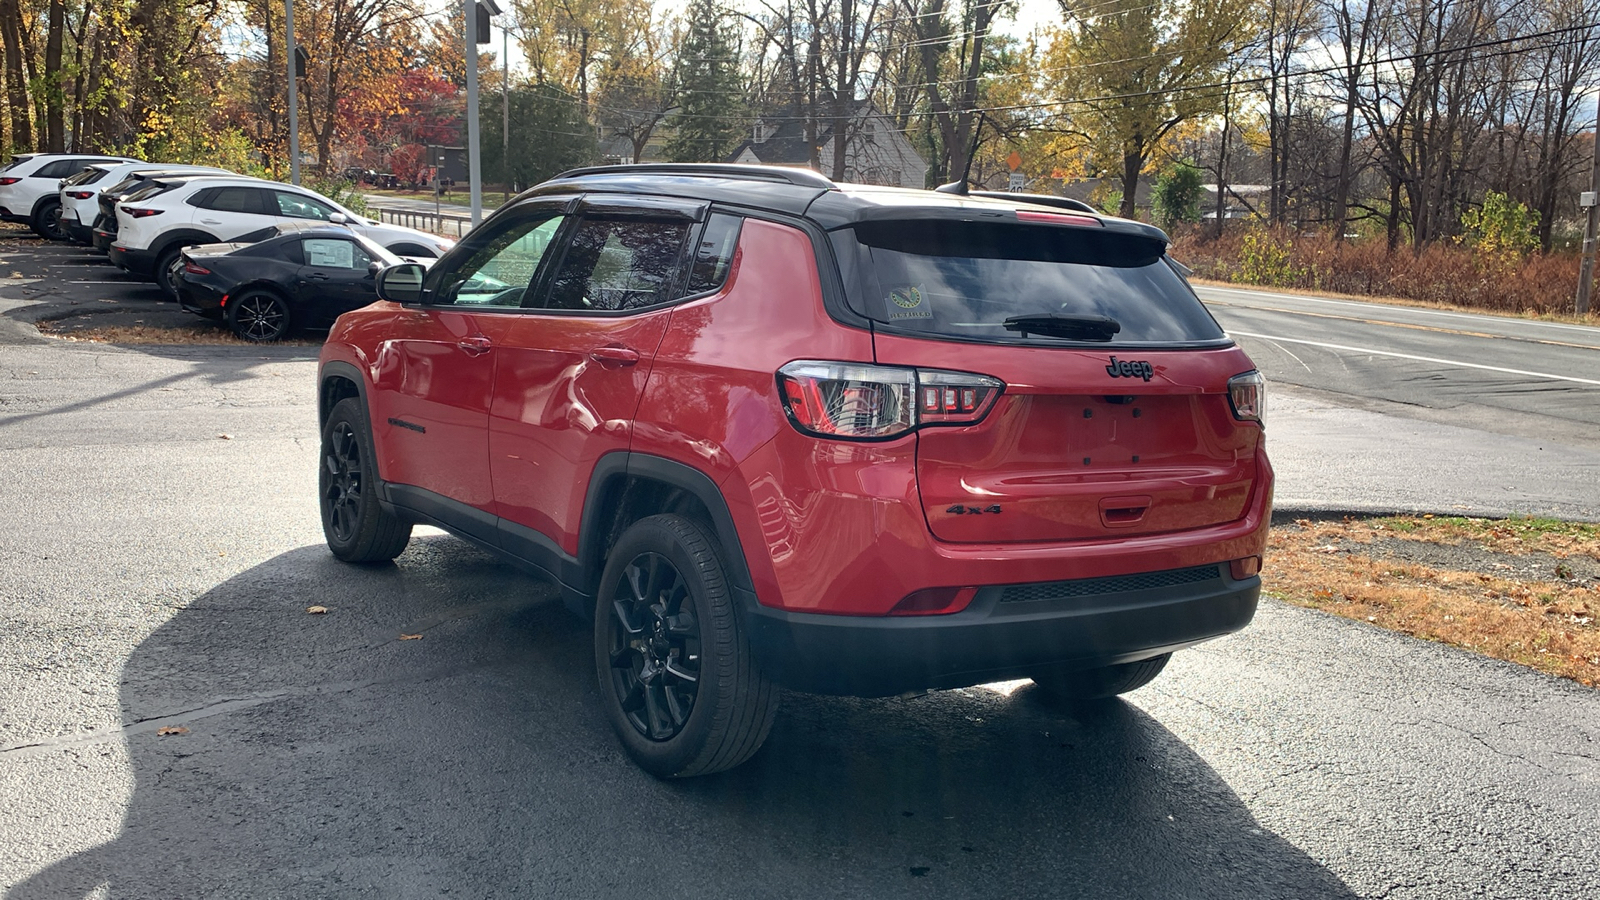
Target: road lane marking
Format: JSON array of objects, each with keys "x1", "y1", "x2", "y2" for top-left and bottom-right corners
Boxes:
[
  {"x1": 1227, "y1": 331, "x2": 1600, "y2": 386},
  {"x1": 1199, "y1": 285, "x2": 1600, "y2": 336}
]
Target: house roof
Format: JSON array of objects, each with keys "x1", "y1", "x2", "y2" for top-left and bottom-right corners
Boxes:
[{"x1": 726, "y1": 101, "x2": 874, "y2": 166}]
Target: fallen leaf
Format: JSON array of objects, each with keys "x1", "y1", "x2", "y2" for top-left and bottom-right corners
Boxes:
[
  {"x1": 399, "y1": 633, "x2": 423, "y2": 641},
  {"x1": 217, "y1": 434, "x2": 232, "y2": 440},
  {"x1": 156, "y1": 726, "x2": 189, "y2": 736},
  {"x1": 306, "y1": 605, "x2": 328, "y2": 615}
]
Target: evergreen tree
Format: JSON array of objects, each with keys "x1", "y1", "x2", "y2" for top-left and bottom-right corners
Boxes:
[
  {"x1": 483, "y1": 83, "x2": 598, "y2": 191},
  {"x1": 665, "y1": 0, "x2": 744, "y2": 163}
]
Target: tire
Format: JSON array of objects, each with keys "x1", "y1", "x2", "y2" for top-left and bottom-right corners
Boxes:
[
  {"x1": 319, "y1": 397, "x2": 412, "y2": 563},
  {"x1": 595, "y1": 514, "x2": 777, "y2": 778},
  {"x1": 1029, "y1": 653, "x2": 1171, "y2": 702},
  {"x1": 227, "y1": 290, "x2": 293, "y2": 342},
  {"x1": 31, "y1": 199, "x2": 66, "y2": 241},
  {"x1": 153, "y1": 243, "x2": 193, "y2": 297}
]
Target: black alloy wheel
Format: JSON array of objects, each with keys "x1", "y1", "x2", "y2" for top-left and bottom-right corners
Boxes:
[
  {"x1": 164, "y1": 255, "x2": 187, "y2": 297},
  {"x1": 606, "y1": 551, "x2": 703, "y2": 742},
  {"x1": 32, "y1": 199, "x2": 66, "y2": 241},
  {"x1": 319, "y1": 398, "x2": 411, "y2": 562},
  {"x1": 594, "y1": 514, "x2": 777, "y2": 778},
  {"x1": 153, "y1": 244, "x2": 192, "y2": 296},
  {"x1": 228, "y1": 291, "x2": 292, "y2": 342}
]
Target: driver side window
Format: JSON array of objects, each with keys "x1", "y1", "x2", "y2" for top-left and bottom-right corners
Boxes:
[{"x1": 441, "y1": 215, "x2": 565, "y2": 308}]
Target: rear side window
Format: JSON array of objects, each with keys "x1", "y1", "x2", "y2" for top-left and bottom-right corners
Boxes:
[
  {"x1": 830, "y1": 220, "x2": 1225, "y2": 346},
  {"x1": 686, "y1": 213, "x2": 742, "y2": 295},
  {"x1": 35, "y1": 159, "x2": 87, "y2": 179},
  {"x1": 194, "y1": 187, "x2": 267, "y2": 214},
  {"x1": 543, "y1": 218, "x2": 690, "y2": 312}
]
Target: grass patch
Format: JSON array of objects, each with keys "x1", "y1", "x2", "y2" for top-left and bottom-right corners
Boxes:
[{"x1": 1268, "y1": 515, "x2": 1600, "y2": 686}]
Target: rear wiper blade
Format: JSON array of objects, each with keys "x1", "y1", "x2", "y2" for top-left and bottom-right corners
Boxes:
[{"x1": 1003, "y1": 314, "x2": 1121, "y2": 341}]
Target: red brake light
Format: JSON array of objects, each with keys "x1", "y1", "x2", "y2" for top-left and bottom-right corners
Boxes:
[
  {"x1": 1228, "y1": 371, "x2": 1266, "y2": 422},
  {"x1": 67, "y1": 190, "x2": 94, "y2": 199},
  {"x1": 777, "y1": 361, "x2": 1003, "y2": 440},
  {"x1": 1016, "y1": 210, "x2": 1101, "y2": 227},
  {"x1": 1230, "y1": 556, "x2": 1262, "y2": 580},
  {"x1": 124, "y1": 207, "x2": 162, "y2": 218},
  {"x1": 184, "y1": 260, "x2": 211, "y2": 275},
  {"x1": 0, "y1": 177, "x2": 19, "y2": 186}
]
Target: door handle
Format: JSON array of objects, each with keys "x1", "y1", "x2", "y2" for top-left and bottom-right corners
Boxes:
[
  {"x1": 589, "y1": 346, "x2": 640, "y2": 367},
  {"x1": 200, "y1": 218, "x2": 221, "y2": 225},
  {"x1": 309, "y1": 272, "x2": 330, "y2": 280},
  {"x1": 457, "y1": 335, "x2": 492, "y2": 356}
]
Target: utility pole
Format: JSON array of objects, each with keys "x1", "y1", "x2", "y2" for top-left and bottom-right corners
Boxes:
[
  {"x1": 285, "y1": 0, "x2": 300, "y2": 185},
  {"x1": 1579, "y1": 108, "x2": 1600, "y2": 316}
]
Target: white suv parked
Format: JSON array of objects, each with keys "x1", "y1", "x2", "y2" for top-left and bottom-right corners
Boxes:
[
  {"x1": 0, "y1": 153, "x2": 140, "y2": 239},
  {"x1": 59, "y1": 163, "x2": 233, "y2": 244},
  {"x1": 108, "y1": 176, "x2": 455, "y2": 294}
]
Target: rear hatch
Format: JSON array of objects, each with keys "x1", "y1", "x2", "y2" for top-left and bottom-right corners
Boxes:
[{"x1": 830, "y1": 213, "x2": 1264, "y2": 543}]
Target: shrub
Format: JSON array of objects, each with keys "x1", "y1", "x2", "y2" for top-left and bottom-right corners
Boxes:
[
  {"x1": 307, "y1": 177, "x2": 370, "y2": 217},
  {"x1": 1152, "y1": 161, "x2": 1204, "y2": 230},
  {"x1": 1237, "y1": 230, "x2": 1306, "y2": 287},
  {"x1": 1461, "y1": 191, "x2": 1540, "y2": 258}
]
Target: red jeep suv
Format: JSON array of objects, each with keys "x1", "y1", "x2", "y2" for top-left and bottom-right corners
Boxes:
[{"x1": 316, "y1": 164, "x2": 1272, "y2": 777}]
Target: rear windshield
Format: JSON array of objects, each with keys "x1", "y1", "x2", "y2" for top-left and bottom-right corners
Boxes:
[
  {"x1": 122, "y1": 183, "x2": 166, "y2": 202},
  {"x1": 63, "y1": 168, "x2": 105, "y2": 186},
  {"x1": 830, "y1": 220, "x2": 1226, "y2": 346}
]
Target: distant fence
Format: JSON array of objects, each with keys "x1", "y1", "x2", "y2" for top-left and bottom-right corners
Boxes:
[{"x1": 373, "y1": 208, "x2": 474, "y2": 239}]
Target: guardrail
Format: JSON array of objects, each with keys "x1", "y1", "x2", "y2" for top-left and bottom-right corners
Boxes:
[{"x1": 373, "y1": 207, "x2": 474, "y2": 239}]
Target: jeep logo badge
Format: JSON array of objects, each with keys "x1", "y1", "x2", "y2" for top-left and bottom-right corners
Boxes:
[{"x1": 1106, "y1": 357, "x2": 1154, "y2": 381}]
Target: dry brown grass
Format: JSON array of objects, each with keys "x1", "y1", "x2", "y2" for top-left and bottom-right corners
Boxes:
[
  {"x1": 1268, "y1": 516, "x2": 1600, "y2": 686},
  {"x1": 1171, "y1": 227, "x2": 1600, "y2": 321}
]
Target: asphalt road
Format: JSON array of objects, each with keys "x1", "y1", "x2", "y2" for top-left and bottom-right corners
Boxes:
[
  {"x1": 2, "y1": 236, "x2": 1599, "y2": 897},
  {"x1": 0, "y1": 331, "x2": 1597, "y2": 899}
]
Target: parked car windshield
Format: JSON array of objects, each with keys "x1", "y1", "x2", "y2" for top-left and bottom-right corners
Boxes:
[{"x1": 830, "y1": 220, "x2": 1226, "y2": 346}]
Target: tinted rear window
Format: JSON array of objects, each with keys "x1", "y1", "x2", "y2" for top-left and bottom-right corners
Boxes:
[{"x1": 830, "y1": 221, "x2": 1225, "y2": 346}]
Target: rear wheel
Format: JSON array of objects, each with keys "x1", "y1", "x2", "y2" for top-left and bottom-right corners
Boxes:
[
  {"x1": 153, "y1": 243, "x2": 195, "y2": 296},
  {"x1": 320, "y1": 398, "x2": 411, "y2": 562},
  {"x1": 228, "y1": 290, "x2": 293, "y2": 342},
  {"x1": 1029, "y1": 654, "x2": 1171, "y2": 702},
  {"x1": 595, "y1": 514, "x2": 777, "y2": 778},
  {"x1": 31, "y1": 199, "x2": 66, "y2": 241}
]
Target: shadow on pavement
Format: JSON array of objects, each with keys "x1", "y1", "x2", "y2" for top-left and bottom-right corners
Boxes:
[{"x1": 9, "y1": 537, "x2": 1358, "y2": 899}]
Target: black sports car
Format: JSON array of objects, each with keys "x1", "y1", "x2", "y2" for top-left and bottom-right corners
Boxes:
[{"x1": 176, "y1": 223, "x2": 417, "y2": 342}]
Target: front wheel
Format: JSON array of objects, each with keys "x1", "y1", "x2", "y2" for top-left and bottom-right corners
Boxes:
[
  {"x1": 32, "y1": 200, "x2": 67, "y2": 241},
  {"x1": 228, "y1": 290, "x2": 293, "y2": 342},
  {"x1": 320, "y1": 398, "x2": 412, "y2": 562},
  {"x1": 595, "y1": 514, "x2": 777, "y2": 778},
  {"x1": 1029, "y1": 653, "x2": 1171, "y2": 702}
]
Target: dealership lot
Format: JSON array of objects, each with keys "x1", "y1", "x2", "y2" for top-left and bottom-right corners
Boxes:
[{"x1": 3, "y1": 228, "x2": 1600, "y2": 898}]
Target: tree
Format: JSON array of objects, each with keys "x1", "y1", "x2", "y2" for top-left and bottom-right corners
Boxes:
[
  {"x1": 1044, "y1": 0, "x2": 1258, "y2": 219},
  {"x1": 665, "y1": 0, "x2": 743, "y2": 163},
  {"x1": 482, "y1": 82, "x2": 596, "y2": 190},
  {"x1": 1152, "y1": 160, "x2": 1204, "y2": 229}
]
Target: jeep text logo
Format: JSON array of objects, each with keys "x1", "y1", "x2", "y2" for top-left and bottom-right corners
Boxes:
[{"x1": 1105, "y1": 357, "x2": 1154, "y2": 381}]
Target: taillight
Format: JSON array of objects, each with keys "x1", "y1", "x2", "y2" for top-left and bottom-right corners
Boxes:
[
  {"x1": 777, "y1": 361, "x2": 1002, "y2": 440},
  {"x1": 123, "y1": 207, "x2": 162, "y2": 218},
  {"x1": 67, "y1": 190, "x2": 94, "y2": 199},
  {"x1": 0, "y1": 177, "x2": 19, "y2": 186},
  {"x1": 1228, "y1": 370, "x2": 1266, "y2": 423},
  {"x1": 184, "y1": 260, "x2": 211, "y2": 275}
]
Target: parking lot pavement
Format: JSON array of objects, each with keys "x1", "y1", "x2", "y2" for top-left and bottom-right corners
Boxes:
[{"x1": 0, "y1": 225, "x2": 214, "y2": 342}]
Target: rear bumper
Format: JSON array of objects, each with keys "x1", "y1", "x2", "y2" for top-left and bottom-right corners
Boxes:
[
  {"x1": 67, "y1": 222, "x2": 94, "y2": 244},
  {"x1": 108, "y1": 244, "x2": 156, "y2": 276},
  {"x1": 745, "y1": 565, "x2": 1259, "y2": 696},
  {"x1": 0, "y1": 208, "x2": 23, "y2": 222},
  {"x1": 93, "y1": 229, "x2": 116, "y2": 252}
]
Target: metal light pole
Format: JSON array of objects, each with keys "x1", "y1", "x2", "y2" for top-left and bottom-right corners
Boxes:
[
  {"x1": 1578, "y1": 105, "x2": 1600, "y2": 316},
  {"x1": 285, "y1": 0, "x2": 301, "y2": 185},
  {"x1": 503, "y1": 24, "x2": 510, "y2": 204}
]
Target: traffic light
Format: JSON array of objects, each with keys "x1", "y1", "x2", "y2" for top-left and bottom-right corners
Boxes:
[{"x1": 294, "y1": 47, "x2": 308, "y2": 78}]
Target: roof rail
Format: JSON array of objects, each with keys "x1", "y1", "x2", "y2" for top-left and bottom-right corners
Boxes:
[{"x1": 553, "y1": 163, "x2": 836, "y2": 190}]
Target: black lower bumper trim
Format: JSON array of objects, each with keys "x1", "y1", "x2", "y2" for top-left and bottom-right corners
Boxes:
[{"x1": 744, "y1": 568, "x2": 1260, "y2": 697}]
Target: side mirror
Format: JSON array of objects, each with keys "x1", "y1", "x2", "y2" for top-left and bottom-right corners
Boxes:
[
  {"x1": 374, "y1": 263, "x2": 426, "y2": 304},
  {"x1": 329, "y1": 212, "x2": 349, "y2": 224}
]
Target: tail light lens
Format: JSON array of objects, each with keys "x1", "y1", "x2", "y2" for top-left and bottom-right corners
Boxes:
[
  {"x1": 67, "y1": 190, "x2": 95, "y2": 199},
  {"x1": 1228, "y1": 370, "x2": 1266, "y2": 423},
  {"x1": 777, "y1": 361, "x2": 1002, "y2": 440},
  {"x1": 184, "y1": 260, "x2": 211, "y2": 275},
  {"x1": 0, "y1": 177, "x2": 19, "y2": 186},
  {"x1": 890, "y1": 586, "x2": 978, "y2": 616},
  {"x1": 123, "y1": 207, "x2": 163, "y2": 218}
]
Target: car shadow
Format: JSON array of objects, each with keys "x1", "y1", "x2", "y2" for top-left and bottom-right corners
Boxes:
[{"x1": 8, "y1": 538, "x2": 1359, "y2": 899}]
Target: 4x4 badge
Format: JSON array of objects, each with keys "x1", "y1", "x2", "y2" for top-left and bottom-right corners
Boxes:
[{"x1": 1106, "y1": 357, "x2": 1154, "y2": 381}]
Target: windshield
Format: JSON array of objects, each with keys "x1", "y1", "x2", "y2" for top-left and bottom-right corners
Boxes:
[{"x1": 830, "y1": 220, "x2": 1226, "y2": 346}]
